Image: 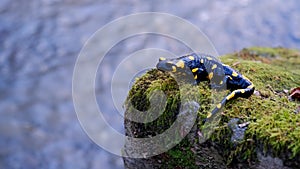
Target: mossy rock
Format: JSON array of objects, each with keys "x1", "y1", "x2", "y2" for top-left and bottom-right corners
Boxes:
[{"x1": 123, "y1": 47, "x2": 300, "y2": 169}]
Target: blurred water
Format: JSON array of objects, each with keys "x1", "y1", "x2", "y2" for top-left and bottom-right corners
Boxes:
[{"x1": 0, "y1": 0, "x2": 299, "y2": 169}]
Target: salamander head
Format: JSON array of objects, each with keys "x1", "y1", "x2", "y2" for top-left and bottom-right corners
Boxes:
[
  {"x1": 156, "y1": 57, "x2": 191, "y2": 74},
  {"x1": 156, "y1": 57, "x2": 175, "y2": 71}
]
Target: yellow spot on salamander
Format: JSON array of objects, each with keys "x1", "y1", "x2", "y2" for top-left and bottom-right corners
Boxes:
[
  {"x1": 207, "y1": 57, "x2": 212, "y2": 60},
  {"x1": 207, "y1": 112, "x2": 212, "y2": 118},
  {"x1": 211, "y1": 64, "x2": 217, "y2": 70},
  {"x1": 188, "y1": 56, "x2": 194, "y2": 60},
  {"x1": 176, "y1": 60, "x2": 185, "y2": 68},
  {"x1": 172, "y1": 66, "x2": 177, "y2": 72},
  {"x1": 217, "y1": 103, "x2": 221, "y2": 109},
  {"x1": 226, "y1": 92, "x2": 235, "y2": 100},
  {"x1": 240, "y1": 89, "x2": 245, "y2": 93},
  {"x1": 192, "y1": 68, "x2": 198, "y2": 72},
  {"x1": 220, "y1": 81, "x2": 223, "y2": 85},
  {"x1": 200, "y1": 59, "x2": 204, "y2": 63},
  {"x1": 194, "y1": 74, "x2": 198, "y2": 80},
  {"x1": 232, "y1": 71, "x2": 238, "y2": 77},
  {"x1": 208, "y1": 72, "x2": 213, "y2": 79},
  {"x1": 159, "y1": 57, "x2": 166, "y2": 61}
]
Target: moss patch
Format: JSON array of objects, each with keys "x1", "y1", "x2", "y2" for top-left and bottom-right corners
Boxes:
[
  {"x1": 124, "y1": 47, "x2": 300, "y2": 168},
  {"x1": 214, "y1": 47, "x2": 300, "y2": 166}
]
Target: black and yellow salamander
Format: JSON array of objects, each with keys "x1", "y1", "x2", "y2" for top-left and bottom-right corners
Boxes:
[{"x1": 156, "y1": 53, "x2": 255, "y2": 120}]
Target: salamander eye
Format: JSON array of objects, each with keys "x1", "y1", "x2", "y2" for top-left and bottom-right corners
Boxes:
[
  {"x1": 164, "y1": 62, "x2": 174, "y2": 69},
  {"x1": 166, "y1": 62, "x2": 173, "y2": 66}
]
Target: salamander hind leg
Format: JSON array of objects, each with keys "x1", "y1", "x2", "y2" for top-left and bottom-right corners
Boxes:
[{"x1": 206, "y1": 86, "x2": 254, "y2": 119}]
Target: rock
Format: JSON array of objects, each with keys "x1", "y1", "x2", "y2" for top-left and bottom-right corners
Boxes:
[
  {"x1": 228, "y1": 118, "x2": 249, "y2": 143},
  {"x1": 123, "y1": 47, "x2": 300, "y2": 169}
]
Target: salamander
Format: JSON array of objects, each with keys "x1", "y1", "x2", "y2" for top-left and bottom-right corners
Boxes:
[{"x1": 156, "y1": 53, "x2": 255, "y2": 120}]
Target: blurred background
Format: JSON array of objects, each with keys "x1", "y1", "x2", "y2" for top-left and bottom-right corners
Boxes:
[{"x1": 0, "y1": 0, "x2": 299, "y2": 168}]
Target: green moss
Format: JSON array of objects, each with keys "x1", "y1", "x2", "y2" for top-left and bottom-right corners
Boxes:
[
  {"x1": 164, "y1": 139, "x2": 197, "y2": 168},
  {"x1": 211, "y1": 47, "x2": 300, "y2": 164},
  {"x1": 125, "y1": 47, "x2": 300, "y2": 167}
]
